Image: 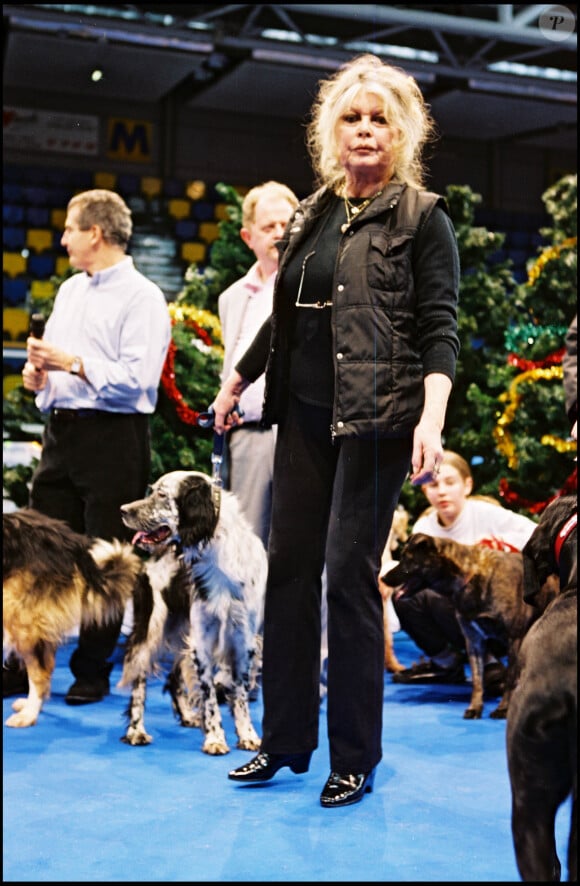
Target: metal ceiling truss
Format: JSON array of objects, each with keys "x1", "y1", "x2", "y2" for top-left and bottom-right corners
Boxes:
[{"x1": 4, "y1": 4, "x2": 577, "y2": 103}]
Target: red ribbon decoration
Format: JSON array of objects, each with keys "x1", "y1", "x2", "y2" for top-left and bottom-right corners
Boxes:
[
  {"x1": 506, "y1": 348, "x2": 565, "y2": 372},
  {"x1": 160, "y1": 318, "x2": 215, "y2": 426},
  {"x1": 499, "y1": 466, "x2": 578, "y2": 515}
]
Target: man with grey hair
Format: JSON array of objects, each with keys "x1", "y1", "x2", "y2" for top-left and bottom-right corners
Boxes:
[
  {"x1": 218, "y1": 181, "x2": 298, "y2": 548},
  {"x1": 3, "y1": 189, "x2": 171, "y2": 705}
]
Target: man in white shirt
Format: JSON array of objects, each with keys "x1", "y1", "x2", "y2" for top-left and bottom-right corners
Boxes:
[
  {"x1": 218, "y1": 181, "x2": 298, "y2": 548},
  {"x1": 8, "y1": 189, "x2": 171, "y2": 705}
]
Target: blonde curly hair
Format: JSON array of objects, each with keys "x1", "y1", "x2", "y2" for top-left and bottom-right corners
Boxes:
[{"x1": 305, "y1": 54, "x2": 436, "y2": 194}]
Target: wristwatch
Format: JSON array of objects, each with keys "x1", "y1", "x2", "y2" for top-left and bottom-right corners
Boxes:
[{"x1": 69, "y1": 356, "x2": 82, "y2": 375}]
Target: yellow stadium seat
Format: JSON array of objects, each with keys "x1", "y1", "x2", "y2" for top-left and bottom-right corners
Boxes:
[
  {"x1": 94, "y1": 171, "x2": 117, "y2": 189},
  {"x1": 3, "y1": 307, "x2": 30, "y2": 342},
  {"x1": 30, "y1": 279, "x2": 56, "y2": 301},
  {"x1": 3, "y1": 374, "x2": 23, "y2": 397},
  {"x1": 55, "y1": 255, "x2": 70, "y2": 277},
  {"x1": 199, "y1": 221, "x2": 220, "y2": 244},
  {"x1": 3, "y1": 252, "x2": 27, "y2": 278},
  {"x1": 51, "y1": 208, "x2": 66, "y2": 230},
  {"x1": 168, "y1": 199, "x2": 191, "y2": 220},
  {"x1": 141, "y1": 176, "x2": 162, "y2": 198},
  {"x1": 214, "y1": 203, "x2": 230, "y2": 221},
  {"x1": 186, "y1": 180, "x2": 206, "y2": 200},
  {"x1": 26, "y1": 229, "x2": 53, "y2": 253},
  {"x1": 181, "y1": 242, "x2": 206, "y2": 265}
]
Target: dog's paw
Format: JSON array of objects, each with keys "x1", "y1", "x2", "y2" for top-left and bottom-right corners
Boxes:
[
  {"x1": 121, "y1": 729, "x2": 153, "y2": 746},
  {"x1": 237, "y1": 732, "x2": 261, "y2": 751},
  {"x1": 202, "y1": 736, "x2": 230, "y2": 755},
  {"x1": 179, "y1": 712, "x2": 201, "y2": 728},
  {"x1": 6, "y1": 708, "x2": 38, "y2": 728},
  {"x1": 11, "y1": 697, "x2": 28, "y2": 712},
  {"x1": 489, "y1": 707, "x2": 508, "y2": 720},
  {"x1": 463, "y1": 707, "x2": 483, "y2": 720}
]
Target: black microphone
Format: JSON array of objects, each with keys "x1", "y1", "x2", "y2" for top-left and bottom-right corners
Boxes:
[
  {"x1": 29, "y1": 312, "x2": 45, "y2": 373},
  {"x1": 30, "y1": 312, "x2": 45, "y2": 339}
]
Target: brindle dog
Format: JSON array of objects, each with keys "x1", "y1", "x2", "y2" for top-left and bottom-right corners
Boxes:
[
  {"x1": 507, "y1": 494, "x2": 577, "y2": 883},
  {"x1": 383, "y1": 533, "x2": 558, "y2": 720}
]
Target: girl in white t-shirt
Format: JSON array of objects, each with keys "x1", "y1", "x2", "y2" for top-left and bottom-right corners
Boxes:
[{"x1": 392, "y1": 451, "x2": 538, "y2": 689}]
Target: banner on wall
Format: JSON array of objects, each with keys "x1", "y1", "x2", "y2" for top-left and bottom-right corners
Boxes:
[{"x1": 3, "y1": 106, "x2": 98, "y2": 155}]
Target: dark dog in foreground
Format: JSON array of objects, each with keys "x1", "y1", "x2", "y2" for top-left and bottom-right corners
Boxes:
[
  {"x1": 383, "y1": 533, "x2": 558, "y2": 720},
  {"x1": 3, "y1": 508, "x2": 143, "y2": 728},
  {"x1": 119, "y1": 470, "x2": 267, "y2": 755},
  {"x1": 507, "y1": 495, "x2": 577, "y2": 882}
]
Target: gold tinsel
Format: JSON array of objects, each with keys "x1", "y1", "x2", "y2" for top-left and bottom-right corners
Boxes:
[
  {"x1": 526, "y1": 236, "x2": 577, "y2": 286},
  {"x1": 493, "y1": 366, "x2": 576, "y2": 469},
  {"x1": 168, "y1": 302, "x2": 223, "y2": 345}
]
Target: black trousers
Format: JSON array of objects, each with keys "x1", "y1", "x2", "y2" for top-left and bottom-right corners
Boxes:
[
  {"x1": 260, "y1": 394, "x2": 412, "y2": 774},
  {"x1": 392, "y1": 589, "x2": 466, "y2": 658},
  {"x1": 29, "y1": 411, "x2": 151, "y2": 682}
]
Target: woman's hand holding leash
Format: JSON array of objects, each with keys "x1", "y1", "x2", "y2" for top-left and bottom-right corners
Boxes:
[
  {"x1": 211, "y1": 370, "x2": 250, "y2": 434},
  {"x1": 410, "y1": 373, "x2": 451, "y2": 485}
]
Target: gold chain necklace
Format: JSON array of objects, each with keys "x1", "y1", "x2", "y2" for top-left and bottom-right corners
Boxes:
[{"x1": 341, "y1": 189, "x2": 383, "y2": 234}]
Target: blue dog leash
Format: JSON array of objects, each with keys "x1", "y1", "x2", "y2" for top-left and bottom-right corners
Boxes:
[{"x1": 197, "y1": 405, "x2": 244, "y2": 489}]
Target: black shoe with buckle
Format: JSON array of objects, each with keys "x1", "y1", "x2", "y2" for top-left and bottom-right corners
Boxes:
[
  {"x1": 3, "y1": 654, "x2": 29, "y2": 698},
  {"x1": 65, "y1": 676, "x2": 110, "y2": 706},
  {"x1": 392, "y1": 658, "x2": 466, "y2": 685},
  {"x1": 320, "y1": 768, "x2": 377, "y2": 808},
  {"x1": 228, "y1": 751, "x2": 312, "y2": 783}
]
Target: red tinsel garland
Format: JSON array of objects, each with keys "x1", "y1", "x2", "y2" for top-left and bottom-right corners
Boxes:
[
  {"x1": 506, "y1": 347, "x2": 565, "y2": 371},
  {"x1": 499, "y1": 466, "x2": 577, "y2": 515},
  {"x1": 160, "y1": 318, "x2": 215, "y2": 426}
]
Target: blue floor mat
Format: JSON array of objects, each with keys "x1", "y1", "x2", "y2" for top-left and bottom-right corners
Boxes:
[{"x1": 3, "y1": 633, "x2": 573, "y2": 882}]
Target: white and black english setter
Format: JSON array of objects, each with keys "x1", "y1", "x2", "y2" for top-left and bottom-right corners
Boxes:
[{"x1": 119, "y1": 470, "x2": 267, "y2": 755}]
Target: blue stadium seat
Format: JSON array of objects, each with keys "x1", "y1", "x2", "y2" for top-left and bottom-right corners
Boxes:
[
  {"x1": 22, "y1": 186, "x2": 53, "y2": 206},
  {"x1": 164, "y1": 179, "x2": 184, "y2": 198},
  {"x1": 191, "y1": 201, "x2": 216, "y2": 221},
  {"x1": 118, "y1": 174, "x2": 140, "y2": 196},
  {"x1": 3, "y1": 277, "x2": 29, "y2": 306},
  {"x1": 3, "y1": 227, "x2": 26, "y2": 250},
  {"x1": 28, "y1": 253, "x2": 56, "y2": 278},
  {"x1": 26, "y1": 207, "x2": 51, "y2": 227},
  {"x1": 174, "y1": 219, "x2": 198, "y2": 240},
  {"x1": 3, "y1": 205, "x2": 25, "y2": 225}
]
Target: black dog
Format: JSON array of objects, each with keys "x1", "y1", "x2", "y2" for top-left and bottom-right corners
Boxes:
[{"x1": 506, "y1": 494, "x2": 577, "y2": 882}]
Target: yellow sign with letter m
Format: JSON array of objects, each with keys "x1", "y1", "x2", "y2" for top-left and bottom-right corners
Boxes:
[{"x1": 107, "y1": 118, "x2": 153, "y2": 162}]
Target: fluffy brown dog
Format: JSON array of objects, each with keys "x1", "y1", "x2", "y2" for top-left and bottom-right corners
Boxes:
[
  {"x1": 507, "y1": 495, "x2": 577, "y2": 883},
  {"x1": 3, "y1": 508, "x2": 143, "y2": 728},
  {"x1": 382, "y1": 533, "x2": 558, "y2": 719}
]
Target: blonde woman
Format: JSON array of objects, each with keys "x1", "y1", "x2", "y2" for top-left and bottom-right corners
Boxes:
[{"x1": 213, "y1": 54, "x2": 460, "y2": 807}]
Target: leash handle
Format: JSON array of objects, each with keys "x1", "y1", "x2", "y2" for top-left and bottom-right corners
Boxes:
[
  {"x1": 197, "y1": 403, "x2": 244, "y2": 429},
  {"x1": 200, "y1": 404, "x2": 245, "y2": 488}
]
